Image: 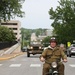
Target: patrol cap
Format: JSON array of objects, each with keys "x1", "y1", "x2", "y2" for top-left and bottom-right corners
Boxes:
[{"x1": 50, "y1": 37, "x2": 57, "y2": 43}]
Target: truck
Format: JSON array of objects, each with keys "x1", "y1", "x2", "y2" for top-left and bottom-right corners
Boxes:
[{"x1": 27, "y1": 41, "x2": 43, "y2": 57}]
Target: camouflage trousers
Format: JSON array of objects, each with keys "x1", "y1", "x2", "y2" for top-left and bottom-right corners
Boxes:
[{"x1": 42, "y1": 62, "x2": 65, "y2": 75}]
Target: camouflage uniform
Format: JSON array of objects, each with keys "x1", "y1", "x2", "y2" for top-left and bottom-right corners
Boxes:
[{"x1": 40, "y1": 46, "x2": 67, "y2": 75}]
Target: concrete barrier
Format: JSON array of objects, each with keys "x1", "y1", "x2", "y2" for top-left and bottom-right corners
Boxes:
[{"x1": 1, "y1": 42, "x2": 21, "y2": 56}]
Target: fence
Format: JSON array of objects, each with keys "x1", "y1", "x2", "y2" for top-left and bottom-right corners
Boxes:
[{"x1": 0, "y1": 41, "x2": 18, "y2": 50}]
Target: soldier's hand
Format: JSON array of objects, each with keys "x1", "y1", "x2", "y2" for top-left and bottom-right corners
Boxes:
[
  {"x1": 40, "y1": 57, "x2": 45, "y2": 62},
  {"x1": 63, "y1": 59, "x2": 67, "y2": 62}
]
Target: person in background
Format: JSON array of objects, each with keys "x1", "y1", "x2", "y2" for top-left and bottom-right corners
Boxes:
[{"x1": 60, "y1": 44, "x2": 66, "y2": 54}]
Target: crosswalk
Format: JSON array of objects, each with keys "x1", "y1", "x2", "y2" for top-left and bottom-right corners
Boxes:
[
  {"x1": 69, "y1": 64, "x2": 75, "y2": 67},
  {"x1": 0, "y1": 64, "x2": 3, "y2": 66},
  {"x1": 30, "y1": 64, "x2": 41, "y2": 67},
  {"x1": 9, "y1": 64, "x2": 21, "y2": 67},
  {"x1": 0, "y1": 63, "x2": 75, "y2": 68},
  {"x1": 0, "y1": 63, "x2": 41, "y2": 68}
]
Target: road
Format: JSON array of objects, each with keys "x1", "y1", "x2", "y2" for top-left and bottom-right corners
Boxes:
[{"x1": 0, "y1": 53, "x2": 75, "y2": 75}]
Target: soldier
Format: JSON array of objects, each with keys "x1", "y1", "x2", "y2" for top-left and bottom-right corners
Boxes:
[
  {"x1": 60, "y1": 44, "x2": 67, "y2": 54},
  {"x1": 40, "y1": 37, "x2": 67, "y2": 75},
  {"x1": 60, "y1": 44, "x2": 66, "y2": 51}
]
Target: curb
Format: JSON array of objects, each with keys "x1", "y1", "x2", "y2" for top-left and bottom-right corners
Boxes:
[{"x1": 0, "y1": 52, "x2": 25, "y2": 61}]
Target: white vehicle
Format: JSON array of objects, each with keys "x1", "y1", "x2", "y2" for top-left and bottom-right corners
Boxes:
[{"x1": 67, "y1": 44, "x2": 75, "y2": 57}]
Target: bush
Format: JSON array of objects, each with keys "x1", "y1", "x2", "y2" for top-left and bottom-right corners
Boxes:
[{"x1": 0, "y1": 26, "x2": 16, "y2": 42}]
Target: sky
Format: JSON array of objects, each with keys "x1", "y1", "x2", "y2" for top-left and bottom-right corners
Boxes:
[{"x1": 15, "y1": 0, "x2": 59, "y2": 29}]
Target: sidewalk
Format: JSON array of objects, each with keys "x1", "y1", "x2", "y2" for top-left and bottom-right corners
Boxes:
[{"x1": 0, "y1": 52, "x2": 25, "y2": 61}]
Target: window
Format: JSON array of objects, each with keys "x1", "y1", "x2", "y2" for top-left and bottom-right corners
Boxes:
[
  {"x1": 13, "y1": 28, "x2": 17, "y2": 30},
  {"x1": 14, "y1": 33, "x2": 17, "y2": 35},
  {"x1": 1, "y1": 23, "x2": 17, "y2": 25},
  {"x1": 9, "y1": 28, "x2": 17, "y2": 30}
]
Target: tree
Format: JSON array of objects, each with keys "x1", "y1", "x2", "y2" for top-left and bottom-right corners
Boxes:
[
  {"x1": 0, "y1": 0, "x2": 25, "y2": 21},
  {"x1": 21, "y1": 28, "x2": 48, "y2": 47},
  {"x1": 48, "y1": 0, "x2": 75, "y2": 44},
  {"x1": 42, "y1": 36, "x2": 51, "y2": 47},
  {"x1": 35, "y1": 28, "x2": 47, "y2": 36},
  {"x1": 0, "y1": 26, "x2": 16, "y2": 42}
]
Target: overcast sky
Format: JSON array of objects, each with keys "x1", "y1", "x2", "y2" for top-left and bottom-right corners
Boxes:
[{"x1": 15, "y1": 0, "x2": 59, "y2": 29}]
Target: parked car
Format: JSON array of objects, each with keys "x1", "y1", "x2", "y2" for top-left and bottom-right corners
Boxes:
[
  {"x1": 22, "y1": 46, "x2": 27, "y2": 52},
  {"x1": 67, "y1": 44, "x2": 75, "y2": 57}
]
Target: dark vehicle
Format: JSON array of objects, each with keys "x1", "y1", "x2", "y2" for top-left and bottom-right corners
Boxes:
[
  {"x1": 45, "y1": 60, "x2": 59, "y2": 75},
  {"x1": 27, "y1": 41, "x2": 43, "y2": 57},
  {"x1": 67, "y1": 44, "x2": 75, "y2": 57}
]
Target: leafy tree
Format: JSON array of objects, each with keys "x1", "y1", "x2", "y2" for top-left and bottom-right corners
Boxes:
[
  {"x1": 21, "y1": 28, "x2": 48, "y2": 47},
  {"x1": 0, "y1": 26, "x2": 16, "y2": 42},
  {"x1": 35, "y1": 28, "x2": 47, "y2": 36},
  {"x1": 42, "y1": 36, "x2": 51, "y2": 47},
  {"x1": 48, "y1": 0, "x2": 75, "y2": 44},
  {"x1": 0, "y1": 0, "x2": 25, "y2": 21},
  {"x1": 21, "y1": 28, "x2": 32, "y2": 48}
]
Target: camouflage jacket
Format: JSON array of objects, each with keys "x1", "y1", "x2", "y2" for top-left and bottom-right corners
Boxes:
[{"x1": 40, "y1": 46, "x2": 67, "y2": 63}]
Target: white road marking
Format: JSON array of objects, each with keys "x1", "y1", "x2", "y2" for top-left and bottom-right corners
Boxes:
[
  {"x1": 10, "y1": 59, "x2": 16, "y2": 61},
  {"x1": 0, "y1": 64, "x2": 3, "y2": 66},
  {"x1": 21, "y1": 59, "x2": 27, "y2": 61},
  {"x1": 69, "y1": 64, "x2": 75, "y2": 67},
  {"x1": 30, "y1": 64, "x2": 41, "y2": 67},
  {"x1": 9, "y1": 64, "x2": 21, "y2": 67},
  {"x1": 33, "y1": 59, "x2": 40, "y2": 61}
]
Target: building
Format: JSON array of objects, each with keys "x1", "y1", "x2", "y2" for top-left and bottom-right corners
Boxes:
[
  {"x1": 38, "y1": 35, "x2": 47, "y2": 41},
  {"x1": 46, "y1": 29, "x2": 53, "y2": 36},
  {"x1": 1, "y1": 20, "x2": 21, "y2": 41},
  {"x1": 31, "y1": 33, "x2": 37, "y2": 41}
]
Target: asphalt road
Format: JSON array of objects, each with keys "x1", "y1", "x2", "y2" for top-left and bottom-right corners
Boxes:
[{"x1": 0, "y1": 53, "x2": 75, "y2": 75}]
